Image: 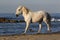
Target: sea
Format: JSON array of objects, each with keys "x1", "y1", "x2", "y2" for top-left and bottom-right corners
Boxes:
[{"x1": 0, "y1": 13, "x2": 60, "y2": 35}]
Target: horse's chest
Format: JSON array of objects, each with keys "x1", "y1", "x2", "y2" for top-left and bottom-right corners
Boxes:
[{"x1": 24, "y1": 15, "x2": 31, "y2": 22}]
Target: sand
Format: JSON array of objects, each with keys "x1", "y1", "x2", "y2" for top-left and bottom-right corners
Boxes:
[{"x1": 0, "y1": 33, "x2": 60, "y2": 40}]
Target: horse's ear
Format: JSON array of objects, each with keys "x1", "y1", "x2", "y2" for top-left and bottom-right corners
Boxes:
[{"x1": 22, "y1": 6, "x2": 29, "y2": 14}]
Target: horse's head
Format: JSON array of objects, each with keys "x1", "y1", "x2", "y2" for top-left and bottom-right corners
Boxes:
[
  {"x1": 16, "y1": 6, "x2": 22, "y2": 17},
  {"x1": 16, "y1": 6, "x2": 29, "y2": 17}
]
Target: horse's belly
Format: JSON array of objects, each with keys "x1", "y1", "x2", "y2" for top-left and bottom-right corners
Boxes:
[
  {"x1": 32, "y1": 15, "x2": 43, "y2": 22},
  {"x1": 32, "y1": 19, "x2": 39, "y2": 22},
  {"x1": 32, "y1": 17, "x2": 41, "y2": 22}
]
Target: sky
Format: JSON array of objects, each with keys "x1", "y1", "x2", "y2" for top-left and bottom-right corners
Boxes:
[{"x1": 0, "y1": 0, "x2": 60, "y2": 13}]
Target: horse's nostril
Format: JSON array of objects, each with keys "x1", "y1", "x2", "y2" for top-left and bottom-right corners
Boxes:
[{"x1": 16, "y1": 14, "x2": 18, "y2": 17}]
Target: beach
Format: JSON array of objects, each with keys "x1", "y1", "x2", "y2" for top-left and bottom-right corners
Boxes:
[{"x1": 0, "y1": 33, "x2": 60, "y2": 40}]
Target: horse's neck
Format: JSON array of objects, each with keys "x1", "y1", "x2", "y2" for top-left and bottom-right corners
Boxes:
[
  {"x1": 22, "y1": 12, "x2": 26, "y2": 16},
  {"x1": 22, "y1": 11, "x2": 32, "y2": 18}
]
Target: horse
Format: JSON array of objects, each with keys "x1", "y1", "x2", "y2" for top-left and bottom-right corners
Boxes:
[{"x1": 16, "y1": 6, "x2": 51, "y2": 33}]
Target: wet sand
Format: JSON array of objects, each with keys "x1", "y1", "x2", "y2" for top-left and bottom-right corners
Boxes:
[{"x1": 0, "y1": 32, "x2": 60, "y2": 40}]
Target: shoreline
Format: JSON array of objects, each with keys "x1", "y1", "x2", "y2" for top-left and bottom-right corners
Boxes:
[{"x1": 0, "y1": 32, "x2": 60, "y2": 40}]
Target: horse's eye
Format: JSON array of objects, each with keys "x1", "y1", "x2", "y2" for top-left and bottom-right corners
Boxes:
[{"x1": 18, "y1": 9, "x2": 20, "y2": 11}]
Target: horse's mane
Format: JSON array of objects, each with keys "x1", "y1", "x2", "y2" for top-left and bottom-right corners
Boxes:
[{"x1": 22, "y1": 6, "x2": 29, "y2": 14}]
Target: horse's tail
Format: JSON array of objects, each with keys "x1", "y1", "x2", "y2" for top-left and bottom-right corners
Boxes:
[{"x1": 46, "y1": 12, "x2": 51, "y2": 22}]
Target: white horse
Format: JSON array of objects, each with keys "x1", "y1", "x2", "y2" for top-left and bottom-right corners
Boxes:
[{"x1": 16, "y1": 6, "x2": 51, "y2": 33}]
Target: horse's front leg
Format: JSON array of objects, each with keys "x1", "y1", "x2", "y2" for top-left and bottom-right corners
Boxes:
[{"x1": 24, "y1": 21, "x2": 30, "y2": 33}]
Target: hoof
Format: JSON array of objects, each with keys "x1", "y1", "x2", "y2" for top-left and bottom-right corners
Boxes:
[
  {"x1": 22, "y1": 32, "x2": 26, "y2": 35},
  {"x1": 37, "y1": 32, "x2": 40, "y2": 34},
  {"x1": 47, "y1": 30, "x2": 51, "y2": 33}
]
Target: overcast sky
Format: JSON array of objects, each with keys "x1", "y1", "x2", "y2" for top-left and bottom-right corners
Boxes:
[{"x1": 0, "y1": 0, "x2": 60, "y2": 13}]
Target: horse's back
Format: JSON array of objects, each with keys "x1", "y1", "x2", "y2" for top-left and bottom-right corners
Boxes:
[{"x1": 31, "y1": 11, "x2": 51, "y2": 22}]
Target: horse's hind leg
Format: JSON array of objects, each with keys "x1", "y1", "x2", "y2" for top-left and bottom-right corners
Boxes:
[
  {"x1": 38, "y1": 20, "x2": 43, "y2": 33},
  {"x1": 38, "y1": 23, "x2": 42, "y2": 33},
  {"x1": 44, "y1": 20, "x2": 51, "y2": 32}
]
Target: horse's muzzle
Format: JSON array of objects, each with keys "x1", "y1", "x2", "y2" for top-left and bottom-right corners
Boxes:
[{"x1": 16, "y1": 14, "x2": 19, "y2": 17}]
